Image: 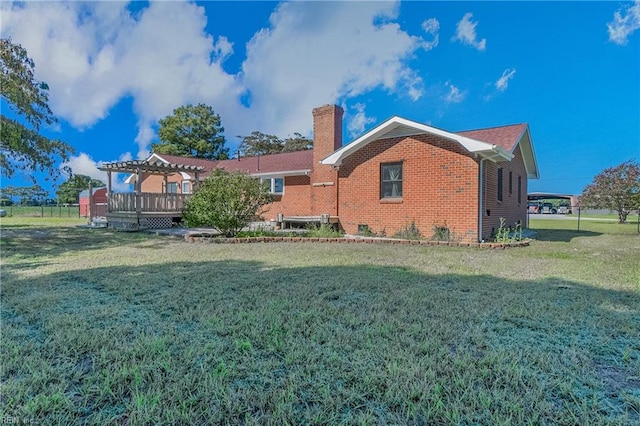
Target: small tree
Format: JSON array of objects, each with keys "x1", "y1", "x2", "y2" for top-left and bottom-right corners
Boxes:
[
  {"x1": 183, "y1": 169, "x2": 272, "y2": 237},
  {"x1": 580, "y1": 160, "x2": 640, "y2": 223}
]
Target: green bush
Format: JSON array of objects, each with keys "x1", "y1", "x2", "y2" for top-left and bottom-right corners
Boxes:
[
  {"x1": 306, "y1": 223, "x2": 343, "y2": 238},
  {"x1": 493, "y1": 217, "x2": 524, "y2": 243},
  {"x1": 393, "y1": 220, "x2": 422, "y2": 240},
  {"x1": 183, "y1": 169, "x2": 272, "y2": 237},
  {"x1": 431, "y1": 224, "x2": 451, "y2": 241}
]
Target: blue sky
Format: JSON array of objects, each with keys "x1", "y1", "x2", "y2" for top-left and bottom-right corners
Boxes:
[{"x1": 1, "y1": 1, "x2": 639, "y2": 196}]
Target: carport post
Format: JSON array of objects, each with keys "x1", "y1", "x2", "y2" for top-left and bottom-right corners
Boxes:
[{"x1": 577, "y1": 205, "x2": 581, "y2": 232}]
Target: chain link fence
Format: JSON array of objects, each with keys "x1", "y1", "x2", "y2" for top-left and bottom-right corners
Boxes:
[{"x1": 1, "y1": 205, "x2": 80, "y2": 218}]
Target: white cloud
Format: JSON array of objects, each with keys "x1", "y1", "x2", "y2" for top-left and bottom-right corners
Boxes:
[
  {"x1": 495, "y1": 68, "x2": 516, "y2": 92},
  {"x1": 452, "y1": 12, "x2": 486, "y2": 51},
  {"x1": 421, "y1": 18, "x2": 439, "y2": 50},
  {"x1": 1, "y1": 1, "x2": 431, "y2": 160},
  {"x1": 60, "y1": 152, "x2": 131, "y2": 192},
  {"x1": 444, "y1": 82, "x2": 465, "y2": 103},
  {"x1": 0, "y1": 1, "x2": 245, "y2": 159},
  {"x1": 607, "y1": 1, "x2": 640, "y2": 45},
  {"x1": 347, "y1": 103, "x2": 376, "y2": 138},
  {"x1": 240, "y1": 1, "x2": 427, "y2": 136}
]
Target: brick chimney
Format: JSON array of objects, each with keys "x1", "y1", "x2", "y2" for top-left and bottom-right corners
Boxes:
[
  {"x1": 312, "y1": 104, "x2": 343, "y2": 166},
  {"x1": 310, "y1": 104, "x2": 343, "y2": 216}
]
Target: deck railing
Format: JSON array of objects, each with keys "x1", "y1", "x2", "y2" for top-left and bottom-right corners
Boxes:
[{"x1": 108, "y1": 192, "x2": 188, "y2": 213}]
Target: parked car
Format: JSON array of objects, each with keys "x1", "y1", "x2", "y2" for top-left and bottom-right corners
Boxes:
[
  {"x1": 527, "y1": 202, "x2": 540, "y2": 214},
  {"x1": 541, "y1": 202, "x2": 557, "y2": 214},
  {"x1": 0, "y1": 209, "x2": 6, "y2": 217},
  {"x1": 557, "y1": 205, "x2": 571, "y2": 214}
]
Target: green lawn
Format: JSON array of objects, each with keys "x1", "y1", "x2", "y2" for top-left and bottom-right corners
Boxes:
[{"x1": 1, "y1": 219, "x2": 639, "y2": 424}]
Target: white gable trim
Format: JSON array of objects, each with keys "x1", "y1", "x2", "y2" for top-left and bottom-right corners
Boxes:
[
  {"x1": 321, "y1": 116, "x2": 513, "y2": 167},
  {"x1": 123, "y1": 153, "x2": 192, "y2": 184},
  {"x1": 515, "y1": 127, "x2": 540, "y2": 179}
]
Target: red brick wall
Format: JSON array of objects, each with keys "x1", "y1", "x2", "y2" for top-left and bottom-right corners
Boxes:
[
  {"x1": 140, "y1": 173, "x2": 190, "y2": 193},
  {"x1": 262, "y1": 175, "x2": 312, "y2": 220},
  {"x1": 481, "y1": 145, "x2": 528, "y2": 239},
  {"x1": 337, "y1": 134, "x2": 481, "y2": 242}
]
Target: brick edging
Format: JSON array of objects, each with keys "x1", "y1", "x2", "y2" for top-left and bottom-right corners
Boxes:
[{"x1": 184, "y1": 234, "x2": 530, "y2": 249}]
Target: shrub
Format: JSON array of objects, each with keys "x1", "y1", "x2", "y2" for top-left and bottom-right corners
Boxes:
[
  {"x1": 307, "y1": 223, "x2": 343, "y2": 238},
  {"x1": 493, "y1": 217, "x2": 524, "y2": 243},
  {"x1": 183, "y1": 169, "x2": 272, "y2": 237},
  {"x1": 394, "y1": 220, "x2": 422, "y2": 240}
]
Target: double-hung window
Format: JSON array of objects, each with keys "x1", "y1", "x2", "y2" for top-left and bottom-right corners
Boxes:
[
  {"x1": 166, "y1": 182, "x2": 178, "y2": 194},
  {"x1": 182, "y1": 180, "x2": 190, "y2": 194},
  {"x1": 381, "y1": 162, "x2": 403, "y2": 199},
  {"x1": 262, "y1": 177, "x2": 284, "y2": 195}
]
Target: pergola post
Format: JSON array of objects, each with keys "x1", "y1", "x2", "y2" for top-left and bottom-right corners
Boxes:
[
  {"x1": 106, "y1": 171, "x2": 112, "y2": 212},
  {"x1": 135, "y1": 165, "x2": 142, "y2": 215}
]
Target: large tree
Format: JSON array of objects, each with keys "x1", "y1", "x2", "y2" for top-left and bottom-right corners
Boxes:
[
  {"x1": 580, "y1": 160, "x2": 640, "y2": 223},
  {"x1": 152, "y1": 103, "x2": 229, "y2": 160},
  {"x1": 56, "y1": 174, "x2": 106, "y2": 204},
  {"x1": 182, "y1": 169, "x2": 272, "y2": 237},
  {"x1": 0, "y1": 38, "x2": 73, "y2": 180},
  {"x1": 238, "y1": 131, "x2": 312, "y2": 156}
]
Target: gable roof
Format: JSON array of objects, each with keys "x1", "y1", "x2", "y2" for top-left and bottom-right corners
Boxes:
[
  {"x1": 321, "y1": 116, "x2": 539, "y2": 179},
  {"x1": 457, "y1": 123, "x2": 527, "y2": 152},
  {"x1": 458, "y1": 123, "x2": 539, "y2": 179},
  {"x1": 321, "y1": 116, "x2": 513, "y2": 167}
]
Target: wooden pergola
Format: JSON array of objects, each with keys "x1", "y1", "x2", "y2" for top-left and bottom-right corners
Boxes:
[{"x1": 97, "y1": 160, "x2": 205, "y2": 231}]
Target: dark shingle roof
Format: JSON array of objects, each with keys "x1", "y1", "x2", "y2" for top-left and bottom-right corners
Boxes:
[
  {"x1": 154, "y1": 150, "x2": 313, "y2": 178},
  {"x1": 457, "y1": 123, "x2": 528, "y2": 152}
]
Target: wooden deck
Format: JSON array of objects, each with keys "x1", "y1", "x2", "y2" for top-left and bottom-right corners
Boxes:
[{"x1": 106, "y1": 193, "x2": 188, "y2": 231}]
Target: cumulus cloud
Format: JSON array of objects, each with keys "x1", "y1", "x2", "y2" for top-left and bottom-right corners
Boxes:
[
  {"x1": 60, "y1": 152, "x2": 131, "y2": 192},
  {"x1": 1, "y1": 1, "x2": 245, "y2": 159},
  {"x1": 347, "y1": 103, "x2": 376, "y2": 138},
  {"x1": 444, "y1": 82, "x2": 465, "y2": 103},
  {"x1": 240, "y1": 1, "x2": 427, "y2": 136},
  {"x1": 607, "y1": 1, "x2": 640, "y2": 45},
  {"x1": 1, "y1": 1, "x2": 431, "y2": 161},
  {"x1": 495, "y1": 68, "x2": 516, "y2": 92},
  {"x1": 452, "y1": 12, "x2": 486, "y2": 51},
  {"x1": 421, "y1": 18, "x2": 439, "y2": 50}
]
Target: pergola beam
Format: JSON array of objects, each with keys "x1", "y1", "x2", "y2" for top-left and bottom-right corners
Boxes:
[{"x1": 98, "y1": 160, "x2": 205, "y2": 175}]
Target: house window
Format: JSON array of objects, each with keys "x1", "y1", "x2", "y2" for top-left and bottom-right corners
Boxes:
[
  {"x1": 166, "y1": 182, "x2": 178, "y2": 194},
  {"x1": 262, "y1": 177, "x2": 284, "y2": 195},
  {"x1": 182, "y1": 180, "x2": 190, "y2": 194},
  {"x1": 509, "y1": 171, "x2": 513, "y2": 195},
  {"x1": 497, "y1": 168, "x2": 503, "y2": 202},
  {"x1": 517, "y1": 176, "x2": 522, "y2": 204},
  {"x1": 381, "y1": 162, "x2": 403, "y2": 198}
]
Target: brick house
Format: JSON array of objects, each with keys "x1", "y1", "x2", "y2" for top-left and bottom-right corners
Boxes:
[{"x1": 136, "y1": 104, "x2": 538, "y2": 241}]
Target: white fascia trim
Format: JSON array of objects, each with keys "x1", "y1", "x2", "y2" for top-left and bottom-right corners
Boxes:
[
  {"x1": 251, "y1": 169, "x2": 311, "y2": 178},
  {"x1": 321, "y1": 116, "x2": 511, "y2": 166},
  {"x1": 148, "y1": 153, "x2": 169, "y2": 163},
  {"x1": 519, "y1": 127, "x2": 540, "y2": 179},
  {"x1": 123, "y1": 153, "x2": 180, "y2": 184}
]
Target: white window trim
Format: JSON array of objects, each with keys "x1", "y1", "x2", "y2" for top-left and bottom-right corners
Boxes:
[{"x1": 261, "y1": 177, "x2": 284, "y2": 195}]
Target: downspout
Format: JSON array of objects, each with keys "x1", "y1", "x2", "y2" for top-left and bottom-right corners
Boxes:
[
  {"x1": 478, "y1": 157, "x2": 485, "y2": 243},
  {"x1": 335, "y1": 166, "x2": 340, "y2": 219}
]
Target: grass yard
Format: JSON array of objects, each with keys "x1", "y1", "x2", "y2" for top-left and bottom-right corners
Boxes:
[{"x1": 1, "y1": 218, "x2": 639, "y2": 425}]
